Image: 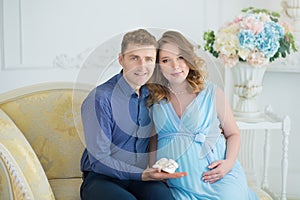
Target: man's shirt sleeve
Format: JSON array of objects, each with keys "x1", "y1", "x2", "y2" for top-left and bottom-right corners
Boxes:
[{"x1": 81, "y1": 91, "x2": 143, "y2": 180}]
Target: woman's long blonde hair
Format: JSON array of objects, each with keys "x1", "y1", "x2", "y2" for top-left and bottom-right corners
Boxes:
[{"x1": 147, "y1": 31, "x2": 208, "y2": 106}]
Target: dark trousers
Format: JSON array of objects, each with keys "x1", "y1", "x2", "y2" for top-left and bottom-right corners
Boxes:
[{"x1": 80, "y1": 171, "x2": 175, "y2": 200}]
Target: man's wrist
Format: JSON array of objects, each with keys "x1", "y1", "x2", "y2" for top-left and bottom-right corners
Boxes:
[{"x1": 130, "y1": 172, "x2": 143, "y2": 181}]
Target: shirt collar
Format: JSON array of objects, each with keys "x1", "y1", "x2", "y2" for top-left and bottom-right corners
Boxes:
[{"x1": 116, "y1": 70, "x2": 149, "y2": 98}]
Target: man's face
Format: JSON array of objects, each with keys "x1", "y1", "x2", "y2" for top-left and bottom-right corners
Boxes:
[{"x1": 119, "y1": 44, "x2": 156, "y2": 90}]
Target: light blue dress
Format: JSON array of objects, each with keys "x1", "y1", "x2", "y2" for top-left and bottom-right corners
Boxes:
[{"x1": 152, "y1": 83, "x2": 258, "y2": 200}]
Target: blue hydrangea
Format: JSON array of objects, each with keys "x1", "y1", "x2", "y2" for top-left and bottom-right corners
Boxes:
[
  {"x1": 254, "y1": 22, "x2": 284, "y2": 57},
  {"x1": 266, "y1": 21, "x2": 284, "y2": 39},
  {"x1": 238, "y1": 30, "x2": 256, "y2": 49},
  {"x1": 238, "y1": 21, "x2": 284, "y2": 58}
]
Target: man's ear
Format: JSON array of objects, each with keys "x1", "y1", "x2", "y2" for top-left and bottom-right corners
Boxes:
[{"x1": 118, "y1": 53, "x2": 123, "y2": 66}]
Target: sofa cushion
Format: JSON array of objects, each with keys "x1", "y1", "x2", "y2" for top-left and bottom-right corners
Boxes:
[{"x1": 49, "y1": 178, "x2": 82, "y2": 200}]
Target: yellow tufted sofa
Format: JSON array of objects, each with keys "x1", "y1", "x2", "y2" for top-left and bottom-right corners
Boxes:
[
  {"x1": 0, "y1": 82, "x2": 90, "y2": 200},
  {"x1": 0, "y1": 82, "x2": 273, "y2": 200}
]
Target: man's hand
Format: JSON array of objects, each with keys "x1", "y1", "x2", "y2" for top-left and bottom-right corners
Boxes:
[{"x1": 142, "y1": 168, "x2": 187, "y2": 181}]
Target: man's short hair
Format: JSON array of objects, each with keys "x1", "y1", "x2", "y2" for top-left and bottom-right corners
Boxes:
[{"x1": 121, "y1": 29, "x2": 157, "y2": 54}]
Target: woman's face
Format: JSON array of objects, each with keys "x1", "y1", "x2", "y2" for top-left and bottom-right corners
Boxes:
[{"x1": 158, "y1": 43, "x2": 189, "y2": 86}]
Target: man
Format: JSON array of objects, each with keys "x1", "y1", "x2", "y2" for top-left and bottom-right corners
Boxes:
[{"x1": 80, "y1": 29, "x2": 186, "y2": 200}]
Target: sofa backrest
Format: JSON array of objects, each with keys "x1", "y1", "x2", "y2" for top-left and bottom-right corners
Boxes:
[{"x1": 0, "y1": 82, "x2": 90, "y2": 180}]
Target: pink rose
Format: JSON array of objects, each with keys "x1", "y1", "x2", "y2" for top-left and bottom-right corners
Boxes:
[
  {"x1": 247, "y1": 51, "x2": 269, "y2": 67},
  {"x1": 220, "y1": 54, "x2": 239, "y2": 67},
  {"x1": 240, "y1": 17, "x2": 264, "y2": 34}
]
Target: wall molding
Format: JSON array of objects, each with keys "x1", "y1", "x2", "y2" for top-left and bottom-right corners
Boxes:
[
  {"x1": 1, "y1": 0, "x2": 23, "y2": 70},
  {"x1": 0, "y1": 0, "x2": 4, "y2": 71},
  {"x1": 1, "y1": 47, "x2": 94, "y2": 71},
  {"x1": 267, "y1": 59, "x2": 300, "y2": 73},
  {"x1": 53, "y1": 47, "x2": 95, "y2": 69},
  {"x1": 18, "y1": 0, "x2": 23, "y2": 65}
]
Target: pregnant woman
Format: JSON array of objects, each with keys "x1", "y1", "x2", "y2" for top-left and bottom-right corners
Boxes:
[{"x1": 147, "y1": 30, "x2": 258, "y2": 200}]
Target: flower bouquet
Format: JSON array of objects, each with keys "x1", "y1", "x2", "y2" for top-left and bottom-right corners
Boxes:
[
  {"x1": 203, "y1": 7, "x2": 298, "y2": 118},
  {"x1": 203, "y1": 7, "x2": 297, "y2": 68}
]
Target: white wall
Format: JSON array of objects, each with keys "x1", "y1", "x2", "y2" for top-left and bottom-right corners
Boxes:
[
  {"x1": 1, "y1": 0, "x2": 246, "y2": 92},
  {"x1": 1, "y1": 0, "x2": 299, "y2": 198}
]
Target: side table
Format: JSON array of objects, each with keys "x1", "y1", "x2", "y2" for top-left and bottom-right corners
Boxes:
[{"x1": 235, "y1": 106, "x2": 291, "y2": 200}]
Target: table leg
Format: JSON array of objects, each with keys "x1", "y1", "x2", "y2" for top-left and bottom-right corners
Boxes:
[
  {"x1": 262, "y1": 129, "x2": 270, "y2": 190},
  {"x1": 281, "y1": 116, "x2": 291, "y2": 200}
]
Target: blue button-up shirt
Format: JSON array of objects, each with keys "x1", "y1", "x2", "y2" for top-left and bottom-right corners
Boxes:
[{"x1": 80, "y1": 71, "x2": 152, "y2": 180}]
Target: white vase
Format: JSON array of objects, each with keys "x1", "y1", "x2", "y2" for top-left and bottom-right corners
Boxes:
[{"x1": 231, "y1": 63, "x2": 267, "y2": 118}]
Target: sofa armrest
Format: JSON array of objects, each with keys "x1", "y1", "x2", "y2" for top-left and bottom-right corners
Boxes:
[
  {"x1": 0, "y1": 143, "x2": 34, "y2": 200},
  {"x1": 0, "y1": 109, "x2": 55, "y2": 199}
]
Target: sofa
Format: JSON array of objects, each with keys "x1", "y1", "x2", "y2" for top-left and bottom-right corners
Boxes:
[
  {"x1": 0, "y1": 82, "x2": 90, "y2": 200},
  {"x1": 0, "y1": 82, "x2": 273, "y2": 200}
]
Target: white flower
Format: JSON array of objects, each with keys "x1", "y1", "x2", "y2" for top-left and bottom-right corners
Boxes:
[{"x1": 238, "y1": 48, "x2": 251, "y2": 60}]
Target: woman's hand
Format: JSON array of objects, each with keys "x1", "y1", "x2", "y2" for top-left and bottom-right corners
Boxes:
[
  {"x1": 201, "y1": 159, "x2": 234, "y2": 184},
  {"x1": 142, "y1": 167, "x2": 187, "y2": 181}
]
